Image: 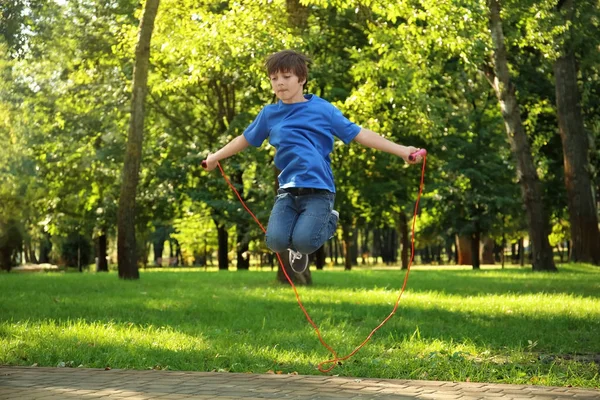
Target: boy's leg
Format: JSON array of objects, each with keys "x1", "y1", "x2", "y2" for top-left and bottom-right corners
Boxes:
[
  {"x1": 265, "y1": 190, "x2": 298, "y2": 253},
  {"x1": 291, "y1": 192, "x2": 337, "y2": 255}
]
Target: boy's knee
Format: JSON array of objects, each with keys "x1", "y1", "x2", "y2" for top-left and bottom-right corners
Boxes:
[
  {"x1": 292, "y1": 235, "x2": 320, "y2": 255},
  {"x1": 266, "y1": 234, "x2": 288, "y2": 254}
]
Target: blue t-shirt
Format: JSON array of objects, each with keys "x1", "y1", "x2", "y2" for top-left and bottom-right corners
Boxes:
[{"x1": 243, "y1": 94, "x2": 361, "y2": 193}]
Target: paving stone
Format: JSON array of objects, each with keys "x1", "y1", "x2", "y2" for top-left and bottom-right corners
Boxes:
[{"x1": 0, "y1": 367, "x2": 599, "y2": 400}]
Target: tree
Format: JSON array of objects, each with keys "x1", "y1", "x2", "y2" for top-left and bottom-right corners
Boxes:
[
  {"x1": 1, "y1": 1, "x2": 134, "y2": 270},
  {"x1": 485, "y1": 0, "x2": 556, "y2": 271},
  {"x1": 0, "y1": 40, "x2": 21, "y2": 271},
  {"x1": 553, "y1": 0, "x2": 600, "y2": 264},
  {"x1": 118, "y1": 0, "x2": 160, "y2": 279}
]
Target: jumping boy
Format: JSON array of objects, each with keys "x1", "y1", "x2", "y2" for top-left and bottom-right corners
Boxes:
[{"x1": 203, "y1": 50, "x2": 423, "y2": 272}]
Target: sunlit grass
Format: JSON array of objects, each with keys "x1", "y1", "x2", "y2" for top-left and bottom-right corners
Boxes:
[{"x1": 1, "y1": 263, "x2": 599, "y2": 388}]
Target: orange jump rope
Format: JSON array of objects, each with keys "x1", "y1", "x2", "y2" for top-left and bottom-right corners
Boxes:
[{"x1": 202, "y1": 149, "x2": 427, "y2": 373}]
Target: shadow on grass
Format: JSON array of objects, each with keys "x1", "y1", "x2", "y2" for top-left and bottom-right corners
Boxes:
[
  {"x1": 312, "y1": 267, "x2": 600, "y2": 298},
  {"x1": 1, "y1": 268, "x2": 599, "y2": 365},
  {"x1": 2, "y1": 272, "x2": 600, "y2": 385},
  {"x1": 1, "y1": 284, "x2": 598, "y2": 356},
  {"x1": 2, "y1": 316, "x2": 599, "y2": 386}
]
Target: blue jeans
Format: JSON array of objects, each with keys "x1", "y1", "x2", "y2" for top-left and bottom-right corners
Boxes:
[{"x1": 265, "y1": 189, "x2": 337, "y2": 254}]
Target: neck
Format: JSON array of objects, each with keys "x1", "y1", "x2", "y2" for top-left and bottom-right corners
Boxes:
[{"x1": 281, "y1": 92, "x2": 307, "y2": 104}]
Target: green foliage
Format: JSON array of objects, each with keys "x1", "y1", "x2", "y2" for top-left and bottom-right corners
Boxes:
[
  {"x1": 171, "y1": 200, "x2": 218, "y2": 264},
  {"x1": 0, "y1": 40, "x2": 25, "y2": 269},
  {"x1": 549, "y1": 217, "x2": 569, "y2": 248},
  {"x1": 2, "y1": 0, "x2": 598, "y2": 269},
  {"x1": 2, "y1": 0, "x2": 139, "y2": 263}
]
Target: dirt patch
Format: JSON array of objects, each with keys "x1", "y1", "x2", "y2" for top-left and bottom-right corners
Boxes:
[{"x1": 11, "y1": 263, "x2": 61, "y2": 272}]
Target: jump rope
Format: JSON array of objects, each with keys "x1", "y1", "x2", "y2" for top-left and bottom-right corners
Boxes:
[{"x1": 202, "y1": 148, "x2": 427, "y2": 373}]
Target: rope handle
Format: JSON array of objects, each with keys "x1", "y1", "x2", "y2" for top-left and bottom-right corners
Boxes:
[{"x1": 408, "y1": 148, "x2": 427, "y2": 161}]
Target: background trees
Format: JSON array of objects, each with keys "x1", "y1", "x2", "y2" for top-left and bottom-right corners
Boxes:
[{"x1": 1, "y1": 0, "x2": 598, "y2": 275}]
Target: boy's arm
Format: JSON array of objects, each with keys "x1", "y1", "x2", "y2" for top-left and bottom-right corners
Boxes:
[
  {"x1": 353, "y1": 128, "x2": 421, "y2": 163},
  {"x1": 203, "y1": 134, "x2": 250, "y2": 171}
]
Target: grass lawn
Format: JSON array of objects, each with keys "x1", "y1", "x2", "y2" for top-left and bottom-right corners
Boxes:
[{"x1": 1, "y1": 263, "x2": 599, "y2": 388}]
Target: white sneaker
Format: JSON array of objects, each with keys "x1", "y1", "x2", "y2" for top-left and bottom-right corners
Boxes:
[{"x1": 288, "y1": 249, "x2": 309, "y2": 273}]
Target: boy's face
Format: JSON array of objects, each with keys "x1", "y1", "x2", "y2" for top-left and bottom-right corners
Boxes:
[{"x1": 269, "y1": 70, "x2": 306, "y2": 104}]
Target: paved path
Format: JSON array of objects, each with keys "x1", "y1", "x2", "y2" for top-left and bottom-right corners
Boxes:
[{"x1": 0, "y1": 366, "x2": 598, "y2": 399}]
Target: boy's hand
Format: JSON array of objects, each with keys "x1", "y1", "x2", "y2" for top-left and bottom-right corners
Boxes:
[
  {"x1": 403, "y1": 146, "x2": 423, "y2": 164},
  {"x1": 202, "y1": 154, "x2": 218, "y2": 171}
]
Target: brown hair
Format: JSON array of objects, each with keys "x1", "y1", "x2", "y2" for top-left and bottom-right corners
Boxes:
[{"x1": 265, "y1": 50, "x2": 311, "y2": 88}]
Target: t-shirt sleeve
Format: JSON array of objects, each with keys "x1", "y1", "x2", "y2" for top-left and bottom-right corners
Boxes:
[
  {"x1": 330, "y1": 105, "x2": 361, "y2": 144},
  {"x1": 243, "y1": 107, "x2": 269, "y2": 147}
]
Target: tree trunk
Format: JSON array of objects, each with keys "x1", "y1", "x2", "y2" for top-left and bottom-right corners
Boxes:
[
  {"x1": 518, "y1": 238, "x2": 525, "y2": 266},
  {"x1": 471, "y1": 231, "x2": 481, "y2": 270},
  {"x1": 314, "y1": 245, "x2": 325, "y2": 270},
  {"x1": 168, "y1": 238, "x2": 181, "y2": 266},
  {"x1": 501, "y1": 236, "x2": 506, "y2": 268},
  {"x1": 350, "y1": 227, "x2": 359, "y2": 266},
  {"x1": 28, "y1": 246, "x2": 38, "y2": 264},
  {"x1": 378, "y1": 228, "x2": 397, "y2": 265},
  {"x1": 342, "y1": 223, "x2": 353, "y2": 271},
  {"x1": 0, "y1": 221, "x2": 17, "y2": 270},
  {"x1": 333, "y1": 236, "x2": 340, "y2": 265},
  {"x1": 0, "y1": 248, "x2": 11, "y2": 271},
  {"x1": 481, "y1": 236, "x2": 495, "y2": 264},
  {"x1": 236, "y1": 232, "x2": 249, "y2": 270},
  {"x1": 486, "y1": 0, "x2": 556, "y2": 272},
  {"x1": 138, "y1": 236, "x2": 151, "y2": 269},
  {"x1": 39, "y1": 232, "x2": 51, "y2": 263},
  {"x1": 456, "y1": 234, "x2": 472, "y2": 265},
  {"x1": 216, "y1": 223, "x2": 228, "y2": 270},
  {"x1": 96, "y1": 234, "x2": 108, "y2": 272},
  {"x1": 361, "y1": 228, "x2": 370, "y2": 265},
  {"x1": 554, "y1": 24, "x2": 600, "y2": 265},
  {"x1": 390, "y1": 228, "x2": 398, "y2": 264},
  {"x1": 399, "y1": 211, "x2": 409, "y2": 270},
  {"x1": 153, "y1": 238, "x2": 164, "y2": 266},
  {"x1": 277, "y1": 249, "x2": 312, "y2": 285},
  {"x1": 445, "y1": 240, "x2": 454, "y2": 264},
  {"x1": 117, "y1": 0, "x2": 160, "y2": 280},
  {"x1": 454, "y1": 241, "x2": 459, "y2": 264},
  {"x1": 24, "y1": 237, "x2": 37, "y2": 264},
  {"x1": 232, "y1": 171, "x2": 250, "y2": 270}
]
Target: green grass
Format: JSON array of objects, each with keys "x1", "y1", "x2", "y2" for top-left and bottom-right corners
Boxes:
[{"x1": 1, "y1": 264, "x2": 599, "y2": 388}]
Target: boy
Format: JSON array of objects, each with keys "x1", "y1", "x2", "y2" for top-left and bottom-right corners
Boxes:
[{"x1": 203, "y1": 50, "x2": 423, "y2": 272}]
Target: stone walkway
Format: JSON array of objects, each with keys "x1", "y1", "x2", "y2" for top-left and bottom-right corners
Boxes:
[{"x1": 0, "y1": 366, "x2": 598, "y2": 400}]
